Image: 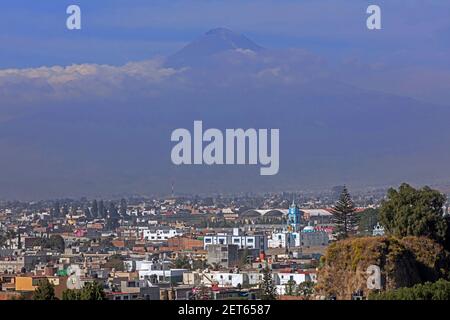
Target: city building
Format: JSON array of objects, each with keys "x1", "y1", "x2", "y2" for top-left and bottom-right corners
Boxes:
[
  {"x1": 207, "y1": 244, "x2": 239, "y2": 268},
  {"x1": 203, "y1": 228, "x2": 267, "y2": 251},
  {"x1": 143, "y1": 229, "x2": 180, "y2": 241}
]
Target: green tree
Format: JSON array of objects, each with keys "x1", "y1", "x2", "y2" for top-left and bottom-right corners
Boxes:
[
  {"x1": 238, "y1": 248, "x2": 251, "y2": 268},
  {"x1": 379, "y1": 183, "x2": 447, "y2": 243},
  {"x1": 173, "y1": 255, "x2": 191, "y2": 269},
  {"x1": 259, "y1": 267, "x2": 277, "y2": 300},
  {"x1": 369, "y1": 279, "x2": 450, "y2": 300},
  {"x1": 358, "y1": 208, "x2": 379, "y2": 235},
  {"x1": 331, "y1": 186, "x2": 358, "y2": 240},
  {"x1": 79, "y1": 282, "x2": 106, "y2": 300},
  {"x1": 192, "y1": 259, "x2": 208, "y2": 270},
  {"x1": 91, "y1": 200, "x2": 98, "y2": 218},
  {"x1": 32, "y1": 279, "x2": 56, "y2": 300},
  {"x1": 62, "y1": 289, "x2": 81, "y2": 300},
  {"x1": 62, "y1": 282, "x2": 106, "y2": 300},
  {"x1": 285, "y1": 279, "x2": 296, "y2": 296},
  {"x1": 296, "y1": 281, "x2": 315, "y2": 298},
  {"x1": 98, "y1": 200, "x2": 105, "y2": 219},
  {"x1": 47, "y1": 235, "x2": 65, "y2": 252}
]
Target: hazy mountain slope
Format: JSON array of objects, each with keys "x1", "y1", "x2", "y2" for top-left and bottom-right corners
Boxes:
[{"x1": 0, "y1": 28, "x2": 449, "y2": 199}]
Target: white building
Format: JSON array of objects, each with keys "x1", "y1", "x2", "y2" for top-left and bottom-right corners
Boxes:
[
  {"x1": 274, "y1": 271, "x2": 317, "y2": 295},
  {"x1": 183, "y1": 271, "x2": 249, "y2": 288},
  {"x1": 208, "y1": 272, "x2": 249, "y2": 288},
  {"x1": 142, "y1": 228, "x2": 180, "y2": 241},
  {"x1": 124, "y1": 259, "x2": 188, "y2": 283},
  {"x1": 275, "y1": 272, "x2": 311, "y2": 286},
  {"x1": 247, "y1": 272, "x2": 264, "y2": 286},
  {"x1": 268, "y1": 232, "x2": 300, "y2": 248},
  {"x1": 203, "y1": 228, "x2": 267, "y2": 251},
  {"x1": 268, "y1": 227, "x2": 329, "y2": 248}
]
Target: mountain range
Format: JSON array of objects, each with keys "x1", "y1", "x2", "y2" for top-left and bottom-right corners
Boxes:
[{"x1": 0, "y1": 28, "x2": 449, "y2": 199}]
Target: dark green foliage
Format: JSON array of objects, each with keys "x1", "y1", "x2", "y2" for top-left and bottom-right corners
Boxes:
[
  {"x1": 259, "y1": 267, "x2": 277, "y2": 300},
  {"x1": 173, "y1": 255, "x2": 191, "y2": 269},
  {"x1": 239, "y1": 247, "x2": 251, "y2": 268},
  {"x1": 379, "y1": 183, "x2": 448, "y2": 244},
  {"x1": 331, "y1": 186, "x2": 358, "y2": 240},
  {"x1": 62, "y1": 289, "x2": 80, "y2": 300},
  {"x1": 369, "y1": 279, "x2": 450, "y2": 300},
  {"x1": 98, "y1": 200, "x2": 105, "y2": 218},
  {"x1": 31, "y1": 235, "x2": 65, "y2": 252},
  {"x1": 62, "y1": 281, "x2": 106, "y2": 300},
  {"x1": 32, "y1": 279, "x2": 56, "y2": 300},
  {"x1": 296, "y1": 281, "x2": 315, "y2": 297},
  {"x1": 91, "y1": 200, "x2": 98, "y2": 218},
  {"x1": 192, "y1": 259, "x2": 208, "y2": 270},
  {"x1": 358, "y1": 208, "x2": 379, "y2": 235},
  {"x1": 106, "y1": 202, "x2": 120, "y2": 230},
  {"x1": 285, "y1": 279, "x2": 296, "y2": 296}
]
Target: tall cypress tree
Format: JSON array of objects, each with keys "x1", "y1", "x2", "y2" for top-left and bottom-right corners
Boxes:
[
  {"x1": 259, "y1": 266, "x2": 277, "y2": 300},
  {"x1": 98, "y1": 200, "x2": 105, "y2": 219},
  {"x1": 91, "y1": 200, "x2": 98, "y2": 219},
  {"x1": 331, "y1": 186, "x2": 358, "y2": 240}
]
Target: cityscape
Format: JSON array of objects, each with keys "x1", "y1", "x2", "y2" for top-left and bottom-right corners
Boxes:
[
  {"x1": 1, "y1": 184, "x2": 449, "y2": 300},
  {"x1": 1, "y1": 1, "x2": 450, "y2": 305}
]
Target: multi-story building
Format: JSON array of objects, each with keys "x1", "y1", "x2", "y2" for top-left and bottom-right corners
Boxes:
[
  {"x1": 203, "y1": 228, "x2": 267, "y2": 252},
  {"x1": 143, "y1": 229, "x2": 180, "y2": 241},
  {"x1": 207, "y1": 244, "x2": 239, "y2": 268},
  {"x1": 124, "y1": 259, "x2": 187, "y2": 284},
  {"x1": 268, "y1": 226, "x2": 329, "y2": 248}
]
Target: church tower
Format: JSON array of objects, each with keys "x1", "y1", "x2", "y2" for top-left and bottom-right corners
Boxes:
[{"x1": 287, "y1": 198, "x2": 302, "y2": 232}]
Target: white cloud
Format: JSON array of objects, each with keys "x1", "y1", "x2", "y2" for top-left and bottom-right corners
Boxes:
[{"x1": 0, "y1": 58, "x2": 184, "y2": 103}]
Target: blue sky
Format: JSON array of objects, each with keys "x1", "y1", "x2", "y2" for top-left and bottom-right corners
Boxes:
[{"x1": 1, "y1": 0, "x2": 449, "y2": 68}]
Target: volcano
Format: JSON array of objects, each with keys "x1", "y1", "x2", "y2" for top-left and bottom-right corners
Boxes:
[{"x1": 166, "y1": 27, "x2": 264, "y2": 67}]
